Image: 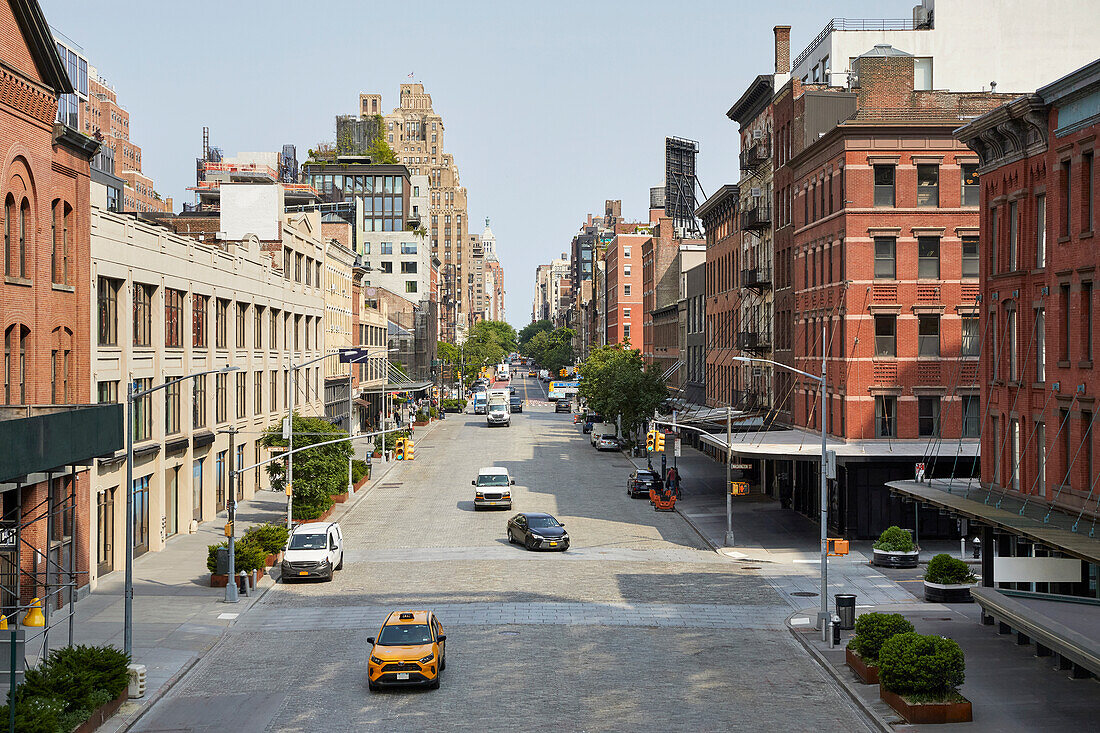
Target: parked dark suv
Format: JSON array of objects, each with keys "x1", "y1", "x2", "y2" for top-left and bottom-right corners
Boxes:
[{"x1": 627, "y1": 469, "x2": 660, "y2": 498}]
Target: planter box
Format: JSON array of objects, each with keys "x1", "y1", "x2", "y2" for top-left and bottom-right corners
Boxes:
[
  {"x1": 413, "y1": 420, "x2": 429, "y2": 426},
  {"x1": 331, "y1": 492, "x2": 349, "y2": 504},
  {"x1": 845, "y1": 648, "x2": 879, "y2": 684},
  {"x1": 372, "y1": 451, "x2": 382, "y2": 458},
  {"x1": 880, "y1": 688, "x2": 972, "y2": 724},
  {"x1": 923, "y1": 580, "x2": 975, "y2": 603},
  {"x1": 354, "y1": 473, "x2": 370, "y2": 491},
  {"x1": 264, "y1": 552, "x2": 281, "y2": 568},
  {"x1": 211, "y1": 569, "x2": 264, "y2": 588},
  {"x1": 73, "y1": 688, "x2": 128, "y2": 733},
  {"x1": 872, "y1": 548, "x2": 920, "y2": 568}
]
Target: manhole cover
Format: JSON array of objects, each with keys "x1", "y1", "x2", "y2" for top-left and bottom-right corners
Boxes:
[
  {"x1": 499, "y1": 631, "x2": 519, "y2": 636},
  {"x1": 791, "y1": 591, "x2": 819, "y2": 597}
]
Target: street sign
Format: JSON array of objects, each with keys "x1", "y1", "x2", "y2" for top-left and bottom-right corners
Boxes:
[
  {"x1": 730, "y1": 463, "x2": 752, "y2": 470},
  {"x1": 674, "y1": 438, "x2": 681, "y2": 457},
  {"x1": 825, "y1": 450, "x2": 837, "y2": 480},
  {"x1": 282, "y1": 417, "x2": 291, "y2": 440},
  {"x1": 730, "y1": 481, "x2": 749, "y2": 496},
  {"x1": 915, "y1": 462, "x2": 926, "y2": 482}
]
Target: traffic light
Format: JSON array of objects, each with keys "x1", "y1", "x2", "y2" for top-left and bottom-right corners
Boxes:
[
  {"x1": 405, "y1": 438, "x2": 414, "y2": 460},
  {"x1": 559, "y1": 368, "x2": 567, "y2": 377},
  {"x1": 394, "y1": 438, "x2": 406, "y2": 460},
  {"x1": 654, "y1": 432, "x2": 665, "y2": 452},
  {"x1": 646, "y1": 431, "x2": 656, "y2": 451}
]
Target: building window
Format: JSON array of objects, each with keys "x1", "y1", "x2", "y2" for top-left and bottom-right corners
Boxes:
[
  {"x1": 875, "y1": 396, "x2": 897, "y2": 437},
  {"x1": 624, "y1": 284, "x2": 631, "y2": 296},
  {"x1": 254, "y1": 306, "x2": 264, "y2": 349},
  {"x1": 165, "y1": 289, "x2": 184, "y2": 348},
  {"x1": 270, "y1": 309, "x2": 279, "y2": 350},
  {"x1": 916, "y1": 164, "x2": 939, "y2": 207},
  {"x1": 1085, "y1": 282, "x2": 1094, "y2": 362},
  {"x1": 50, "y1": 344, "x2": 70, "y2": 404},
  {"x1": 215, "y1": 299, "x2": 228, "y2": 349},
  {"x1": 97, "y1": 277, "x2": 119, "y2": 345},
  {"x1": 16, "y1": 199, "x2": 29, "y2": 277},
  {"x1": 961, "y1": 237, "x2": 979, "y2": 278},
  {"x1": 624, "y1": 246, "x2": 631, "y2": 258},
  {"x1": 216, "y1": 451, "x2": 227, "y2": 511},
  {"x1": 1035, "y1": 421, "x2": 1046, "y2": 492},
  {"x1": 874, "y1": 315, "x2": 896, "y2": 357},
  {"x1": 1085, "y1": 152, "x2": 1094, "y2": 233},
  {"x1": 918, "y1": 315, "x2": 940, "y2": 357},
  {"x1": 623, "y1": 264, "x2": 631, "y2": 276},
  {"x1": 133, "y1": 284, "x2": 153, "y2": 346},
  {"x1": 1008, "y1": 201, "x2": 1018, "y2": 271},
  {"x1": 165, "y1": 381, "x2": 180, "y2": 435},
  {"x1": 961, "y1": 396, "x2": 980, "y2": 438},
  {"x1": 216, "y1": 373, "x2": 227, "y2": 423},
  {"x1": 401, "y1": 261, "x2": 418, "y2": 274},
  {"x1": 254, "y1": 371, "x2": 263, "y2": 414},
  {"x1": 874, "y1": 238, "x2": 896, "y2": 279},
  {"x1": 97, "y1": 380, "x2": 118, "y2": 403},
  {"x1": 990, "y1": 206, "x2": 999, "y2": 273},
  {"x1": 1061, "y1": 160, "x2": 1072, "y2": 237},
  {"x1": 1036, "y1": 195, "x2": 1046, "y2": 268},
  {"x1": 1060, "y1": 283, "x2": 1071, "y2": 361},
  {"x1": 873, "y1": 165, "x2": 895, "y2": 207},
  {"x1": 1007, "y1": 308, "x2": 1018, "y2": 381},
  {"x1": 1035, "y1": 308, "x2": 1046, "y2": 382},
  {"x1": 623, "y1": 324, "x2": 631, "y2": 342},
  {"x1": 270, "y1": 369, "x2": 278, "y2": 412},
  {"x1": 917, "y1": 237, "x2": 940, "y2": 279},
  {"x1": 961, "y1": 163, "x2": 979, "y2": 206},
  {"x1": 133, "y1": 377, "x2": 152, "y2": 442},
  {"x1": 961, "y1": 316, "x2": 980, "y2": 357},
  {"x1": 192, "y1": 294, "x2": 208, "y2": 348},
  {"x1": 194, "y1": 374, "x2": 206, "y2": 429},
  {"x1": 51, "y1": 201, "x2": 71, "y2": 285},
  {"x1": 918, "y1": 396, "x2": 940, "y2": 437},
  {"x1": 236, "y1": 303, "x2": 247, "y2": 349},
  {"x1": 236, "y1": 372, "x2": 246, "y2": 419},
  {"x1": 1010, "y1": 418, "x2": 1021, "y2": 492}
]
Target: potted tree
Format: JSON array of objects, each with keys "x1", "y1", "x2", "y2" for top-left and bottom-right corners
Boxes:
[
  {"x1": 845, "y1": 612, "x2": 915, "y2": 684},
  {"x1": 207, "y1": 538, "x2": 267, "y2": 587},
  {"x1": 878, "y1": 632, "x2": 971, "y2": 724},
  {"x1": 923, "y1": 553, "x2": 978, "y2": 603},
  {"x1": 243, "y1": 523, "x2": 290, "y2": 568},
  {"x1": 872, "y1": 525, "x2": 920, "y2": 568}
]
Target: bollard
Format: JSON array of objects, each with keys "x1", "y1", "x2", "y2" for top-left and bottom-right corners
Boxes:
[
  {"x1": 239, "y1": 570, "x2": 250, "y2": 597},
  {"x1": 972, "y1": 536, "x2": 982, "y2": 559},
  {"x1": 961, "y1": 537, "x2": 966, "y2": 557},
  {"x1": 829, "y1": 614, "x2": 842, "y2": 647},
  {"x1": 251, "y1": 569, "x2": 258, "y2": 591}
]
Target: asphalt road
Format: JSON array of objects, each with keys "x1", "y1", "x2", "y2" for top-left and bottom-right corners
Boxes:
[{"x1": 133, "y1": 373, "x2": 872, "y2": 732}]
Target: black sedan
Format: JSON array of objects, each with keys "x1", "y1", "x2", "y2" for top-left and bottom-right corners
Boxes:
[
  {"x1": 509, "y1": 396, "x2": 523, "y2": 413},
  {"x1": 507, "y1": 513, "x2": 569, "y2": 551},
  {"x1": 554, "y1": 400, "x2": 572, "y2": 413},
  {"x1": 628, "y1": 469, "x2": 661, "y2": 499}
]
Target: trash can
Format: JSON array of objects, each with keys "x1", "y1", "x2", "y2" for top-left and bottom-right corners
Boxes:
[{"x1": 835, "y1": 593, "x2": 856, "y2": 630}]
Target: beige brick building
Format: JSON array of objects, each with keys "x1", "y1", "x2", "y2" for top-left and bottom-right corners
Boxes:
[{"x1": 359, "y1": 84, "x2": 473, "y2": 340}]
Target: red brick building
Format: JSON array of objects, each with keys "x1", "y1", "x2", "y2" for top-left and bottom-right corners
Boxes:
[
  {"x1": 957, "y1": 58, "x2": 1100, "y2": 518},
  {"x1": 604, "y1": 233, "x2": 645, "y2": 346},
  {"x1": 697, "y1": 185, "x2": 739, "y2": 407},
  {"x1": 1, "y1": 0, "x2": 120, "y2": 611}
]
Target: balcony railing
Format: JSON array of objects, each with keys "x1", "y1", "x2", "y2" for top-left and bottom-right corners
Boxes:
[
  {"x1": 741, "y1": 202, "x2": 771, "y2": 231},
  {"x1": 741, "y1": 267, "x2": 772, "y2": 290},
  {"x1": 739, "y1": 139, "x2": 771, "y2": 172},
  {"x1": 736, "y1": 331, "x2": 772, "y2": 353}
]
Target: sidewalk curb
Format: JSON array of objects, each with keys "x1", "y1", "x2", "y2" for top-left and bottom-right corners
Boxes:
[{"x1": 785, "y1": 609, "x2": 894, "y2": 733}]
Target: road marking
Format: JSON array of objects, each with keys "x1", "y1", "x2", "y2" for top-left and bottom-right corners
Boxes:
[
  {"x1": 790, "y1": 617, "x2": 812, "y2": 626},
  {"x1": 239, "y1": 601, "x2": 790, "y2": 631},
  {"x1": 345, "y1": 545, "x2": 727, "y2": 564},
  {"x1": 217, "y1": 613, "x2": 239, "y2": 620}
]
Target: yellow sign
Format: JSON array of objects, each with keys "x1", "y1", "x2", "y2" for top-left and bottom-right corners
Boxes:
[{"x1": 730, "y1": 481, "x2": 749, "y2": 496}]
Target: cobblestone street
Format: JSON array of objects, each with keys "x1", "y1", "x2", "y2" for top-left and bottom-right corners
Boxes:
[{"x1": 132, "y1": 392, "x2": 872, "y2": 732}]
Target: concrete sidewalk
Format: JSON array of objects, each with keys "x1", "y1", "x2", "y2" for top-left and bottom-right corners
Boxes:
[
  {"x1": 27, "y1": 419, "x2": 439, "y2": 732},
  {"x1": 789, "y1": 602, "x2": 1100, "y2": 732}
]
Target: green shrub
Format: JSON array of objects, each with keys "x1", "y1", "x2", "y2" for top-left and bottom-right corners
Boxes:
[
  {"x1": 415, "y1": 410, "x2": 430, "y2": 422},
  {"x1": 429, "y1": 407, "x2": 439, "y2": 418},
  {"x1": 243, "y1": 523, "x2": 290, "y2": 555},
  {"x1": 292, "y1": 493, "x2": 334, "y2": 521},
  {"x1": 380, "y1": 430, "x2": 410, "y2": 451},
  {"x1": 874, "y1": 525, "x2": 915, "y2": 552},
  {"x1": 206, "y1": 538, "x2": 268, "y2": 573},
  {"x1": 924, "y1": 553, "x2": 977, "y2": 584},
  {"x1": 351, "y1": 459, "x2": 369, "y2": 483},
  {"x1": 847, "y1": 612, "x2": 915, "y2": 663},
  {"x1": 878, "y1": 632, "x2": 965, "y2": 696},
  {"x1": 0, "y1": 644, "x2": 131, "y2": 732}
]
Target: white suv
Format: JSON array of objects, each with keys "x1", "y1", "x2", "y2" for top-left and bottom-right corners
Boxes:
[{"x1": 281, "y1": 521, "x2": 343, "y2": 581}]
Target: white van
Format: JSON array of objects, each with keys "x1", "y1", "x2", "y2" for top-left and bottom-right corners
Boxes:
[
  {"x1": 281, "y1": 521, "x2": 343, "y2": 581},
  {"x1": 590, "y1": 422, "x2": 616, "y2": 446},
  {"x1": 473, "y1": 467, "x2": 515, "y2": 509}
]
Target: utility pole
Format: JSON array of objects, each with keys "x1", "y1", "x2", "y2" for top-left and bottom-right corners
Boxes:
[
  {"x1": 818, "y1": 321, "x2": 829, "y2": 629},
  {"x1": 725, "y1": 405, "x2": 734, "y2": 546},
  {"x1": 224, "y1": 426, "x2": 239, "y2": 603},
  {"x1": 286, "y1": 366, "x2": 294, "y2": 529}
]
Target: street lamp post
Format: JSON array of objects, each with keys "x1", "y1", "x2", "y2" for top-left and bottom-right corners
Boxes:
[
  {"x1": 125, "y1": 365, "x2": 238, "y2": 655},
  {"x1": 732, "y1": 322, "x2": 830, "y2": 629},
  {"x1": 222, "y1": 426, "x2": 239, "y2": 603}
]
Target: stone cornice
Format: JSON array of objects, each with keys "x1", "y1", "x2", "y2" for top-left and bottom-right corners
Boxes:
[{"x1": 955, "y1": 95, "x2": 1049, "y2": 174}]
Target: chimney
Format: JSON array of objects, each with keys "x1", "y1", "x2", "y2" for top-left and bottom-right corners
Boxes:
[{"x1": 774, "y1": 26, "x2": 791, "y2": 74}]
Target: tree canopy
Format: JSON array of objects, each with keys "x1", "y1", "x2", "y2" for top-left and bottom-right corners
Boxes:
[
  {"x1": 437, "y1": 320, "x2": 518, "y2": 380},
  {"x1": 518, "y1": 320, "x2": 553, "y2": 354},
  {"x1": 261, "y1": 412, "x2": 352, "y2": 518},
  {"x1": 524, "y1": 327, "x2": 575, "y2": 374},
  {"x1": 578, "y1": 345, "x2": 667, "y2": 439}
]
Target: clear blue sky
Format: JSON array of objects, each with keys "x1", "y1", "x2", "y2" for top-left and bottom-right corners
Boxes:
[{"x1": 44, "y1": 0, "x2": 895, "y2": 329}]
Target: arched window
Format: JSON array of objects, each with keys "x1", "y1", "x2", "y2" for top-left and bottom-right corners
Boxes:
[
  {"x1": 3, "y1": 325, "x2": 11, "y2": 404},
  {"x1": 52, "y1": 199, "x2": 59, "y2": 283},
  {"x1": 51, "y1": 327, "x2": 73, "y2": 403},
  {"x1": 19, "y1": 198, "x2": 30, "y2": 278},
  {"x1": 3, "y1": 195, "x2": 12, "y2": 276},
  {"x1": 4, "y1": 324, "x2": 29, "y2": 404}
]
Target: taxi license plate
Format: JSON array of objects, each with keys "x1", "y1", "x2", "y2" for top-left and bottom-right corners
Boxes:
[
  {"x1": 490, "y1": 501, "x2": 497, "y2": 505},
  {"x1": 549, "y1": 542, "x2": 558, "y2": 546},
  {"x1": 298, "y1": 571, "x2": 309, "y2": 575},
  {"x1": 396, "y1": 673, "x2": 409, "y2": 680}
]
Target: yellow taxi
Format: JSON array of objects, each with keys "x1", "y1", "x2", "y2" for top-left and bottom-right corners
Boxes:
[{"x1": 367, "y1": 610, "x2": 447, "y2": 690}]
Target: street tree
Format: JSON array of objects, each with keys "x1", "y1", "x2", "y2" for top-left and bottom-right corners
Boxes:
[
  {"x1": 578, "y1": 344, "x2": 666, "y2": 440},
  {"x1": 518, "y1": 320, "x2": 553, "y2": 354},
  {"x1": 261, "y1": 412, "x2": 352, "y2": 519},
  {"x1": 525, "y1": 327, "x2": 574, "y2": 373}
]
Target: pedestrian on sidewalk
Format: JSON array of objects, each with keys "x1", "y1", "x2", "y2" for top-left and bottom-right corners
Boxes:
[{"x1": 667, "y1": 466, "x2": 681, "y2": 498}]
